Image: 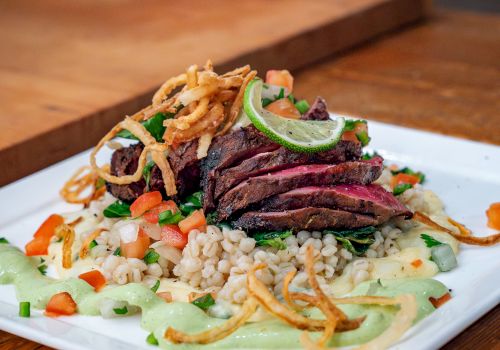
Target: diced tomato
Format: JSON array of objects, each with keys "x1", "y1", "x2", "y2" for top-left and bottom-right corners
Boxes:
[
  {"x1": 341, "y1": 122, "x2": 368, "y2": 144},
  {"x1": 25, "y1": 214, "x2": 64, "y2": 256},
  {"x1": 178, "y1": 210, "x2": 207, "y2": 235},
  {"x1": 161, "y1": 225, "x2": 188, "y2": 249},
  {"x1": 120, "y1": 228, "x2": 150, "y2": 259},
  {"x1": 411, "y1": 259, "x2": 423, "y2": 268},
  {"x1": 391, "y1": 173, "x2": 421, "y2": 189},
  {"x1": 157, "y1": 291, "x2": 173, "y2": 302},
  {"x1": 130, "y1": 191, "x2": 163, "y2": 218},
  {"x1": 486, "y1": 202, "x2": 500, "y2": 230},
  {"x1": 45, "y1": 292, "x2": 77, "y2": 317},
  {"x1": 78, "y1": 270, "x2": 106, "y2": 292},
  {"x1": 266, "y1": 70, "x2": 294, "y2": 92},
  {"x1": 143, "y1": 200, "x2": 179, "y2": 224},
  {"x1": 265, "y1": 98, "x2": 301, "y2": 119},
  {"x1": 429, "y1": 292, "x2": 452, "y2": 308}
]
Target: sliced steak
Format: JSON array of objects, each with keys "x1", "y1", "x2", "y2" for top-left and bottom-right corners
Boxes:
[
  {"x1": 168, "y1": 140, "x2": 200, "y2": 197},
  {"x1": 213, "y1": 140, "x2": 362, "y2": 200},
  {"x1": 106, "y1": 140, "x2": 200, "y2": 202},
  {"x1": 301, "y1": 97, "x2": 329, "y2": 121},
  {"x1": 217, "y1": 157, "x2": 384, "y2": 221},
  {"x1": 202, "y1": 126, "x2": 280, "y2": 211},
  {"x1": 233, "y1": 207, "x2": 378, "y2": 231},
  {"x1": 259, "y1": 184, "x2": 412, "y2": 221}
]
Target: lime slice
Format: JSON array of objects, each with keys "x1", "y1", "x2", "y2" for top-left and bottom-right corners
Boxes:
[{"x1": 243, "y1": 79, "x2": 345, "y2": 153}]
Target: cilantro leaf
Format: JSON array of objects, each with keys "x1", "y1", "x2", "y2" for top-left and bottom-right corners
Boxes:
[
  {"x1": 38, "y1": 264, "x2": 48, "y2": 275},
  {"x1": 115, "y1": 112, "x2": 173, "y2": 142},
  {"x1": 103, "y1": 201, "x2": 131, "y2": 218},
  {"x1": 254, "y1": 230, "x2": 292, "y2": 250},
  {"x1": 0, "y1": 237, "x2": 8, "y2": 244},
  {"x1": 324, "y1": 227, "x2": 376, "y2": 256},
  {"x1": 113, "y1": 306, "x2": 128, "y2": 315},
  {"x1": 142, "y1": 161, "x2": 155, "y2": 190},
  {"x1": 192, "y1": 294, "x2": 215, "y2": 311},
  {"x1": 421, "y1": 234, "x2": 443, "y2": 248}
]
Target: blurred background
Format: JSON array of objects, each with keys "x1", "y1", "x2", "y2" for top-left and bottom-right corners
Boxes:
[{"x1": 0, "y1": 0, "x2": 498, "y2": 349}]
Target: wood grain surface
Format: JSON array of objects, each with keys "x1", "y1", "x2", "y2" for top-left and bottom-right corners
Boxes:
[
  {"x1": 1, "y1": 4, "x2": 499, "y2": 350},
  {"x1": 0, "y1": 0, "x2": 428, "y2": 187}
]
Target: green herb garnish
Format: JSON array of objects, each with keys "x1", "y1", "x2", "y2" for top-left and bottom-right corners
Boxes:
[
  {"x1": 206, "y1": 212, "x2": 218, "y2": 225},
  {"x1": 254, "y1": 230, "x2": 292, "y2": 250},
  {"x1": 185, "y1": 191, "x2": 203, "y2": 208},
  {"x1": 146, "y1": 332, "x2": 159, "y2": 346},
  {"x1": 324, "y1": 227, "x2": 376, "y2": 256},
  {"x1": 262, "y1": 97, "x2": 274, "y2": 107},
  {"x1": 274, "y1": 87, "x2": 285, "y2": 100},
  {"x1": 294, "y1": 100, "x2": 310, "y2": 114},
  {"x1": 113, "y1": 306, "x2": 128, "y2": 315},
  {"x1": 95, "y1": 177, "x2": 106, "y2": 190},
  {"x1": 38, "y1": 264, "x2": 48, "y2": 275},
  {"x1": 103, "y1": 201, "x2": 131, "y2": 218},
  {"x1": 142, "y1": 161, "x2": 155, "y2": 190},
  {"x1": 361, "y1": 151, "x2": 380, "y2": 160},
  {"x1": 158, "y1": 210, "x2": 184, "y2": 226},
  {"x1": 144, "y1": 249, "x2": 160, "y2": 265},
  {"x1": 393, "y1": 183, "x2": 413, "y2": 196},
  {"x1": 89, "y1": 240, "x2": 98, "y2": 250},
  {"x1": 0, "y1": 237, "x2": 8, "y2": 244},
  {"x1": 151, "y1": 280, "x2": 160, "y2": 293},
  {"x1": 192, "y1": 294, "x2": 215, "y2": 311},
  {"x1": 116, "y1": 112, "x2": 174, "y2": 142},
  {"x1": 421, "y1": 234, "x2": 443, "y2": 248},
  {"x1": 113, "y1": 247, "x2": 122, "y2": 256},
  {"x1": 391, "y1": 167, "x2": 426, "y2": 184},
  {"x1": 343, "y1": 119, "x2": 367, "y2": 131},
  {"x1": 19, "y1": 302, "x2": 30, "y2": 317}
]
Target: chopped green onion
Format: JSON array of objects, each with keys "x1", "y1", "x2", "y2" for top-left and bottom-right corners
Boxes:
[
  {"x1": 0, "y1": 237, "x2": 8, "y2": 244},
  {"x1": 185, "y1": 192, "x2": 203, "y2": 208},
  {"x1": 142, "y1": 161, "x2": 155, "y2": 190},
  {"x1": 151, "y1": 280, "x2": 160, "y2": 293},
  {"x1": 89, "y1": 240, "x2": 98, "y2": 250},
  {"x1": 274, "y1": 87, "x2": 285, "y2": 100},
  {"x1": 19, "y1": 302, "x2": 30, "y2": 317},
  {"x1": 421, "y1": 234, "x2": 443, "y2": 248},
  {"x1": 287, "y1": 93, "x2": 297, "y2": 103},
  {"x1": 95, "y1": 177, "x2": 106, "y2": 190},
  {"x1": 103, "y1": 201, "x2": 131, "y2": 218},
  {"x1": 192, "y1": 294, "x2": 215, "y2": 311},
  {"x1": 38, "y1": 264, "x2": 48, "y2": 275},
  {"x1": 393, "y1": 183, "x2": 413, "y2": 196},
  {"x1": 113, "y1": 247, "x2": 121, "y2": 256},
  {"x1": 113, "y1": 306, "x2": 128, "y2": 315},
  {"x1": 158, "y1": 210, "x2": 184, "y2": 226},
  {"x1": 144, "y1": 250, "x2": 160, "y2": 265},
  {"x1": 356, "y1": 130, "x2": 371, "y2": 146},
  {"x1": 344, "y1": 119, "x2": 367, "y2": 131},
  {"x1": 431, "y1": 244, "x2": 457, "y2": 272},
  {"x1": 146, "y1": 332, "x2": 159, "y2": 346},
  {"x1": 179, "y1": 203, "x2": 197, "y2": 215},
  {"x1": 294, "y1": 100, "x2": 310, "y2": 114}
]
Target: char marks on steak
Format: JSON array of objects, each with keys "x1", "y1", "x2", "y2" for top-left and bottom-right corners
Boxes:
[
  {"x1": 106, "y1": 140, "x2": 199, "y2": 202},
  {"x1": 301, "y1": 97, "x2": 329, "y2": 121},
  {"x1": 214, "y1": 140, "x2": 362, "y2": 200},
  {"x1": 233, "y1": 207, "x2": 378, "y2": 231},
  {"x1": 259, "y1": 184, "x2": 412, "y2": 221},
  {"x1": 202, "y1": 125, "x2": 280, "y2": 211},
  {"x1": 216, "y1": 157, "x2": 384, "y2": 221}
]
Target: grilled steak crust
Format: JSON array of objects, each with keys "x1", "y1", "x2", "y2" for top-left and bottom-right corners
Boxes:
[
  {"x1": 301, "y1": 97, "x2": 329, "y2": 121},
  {"x1": 259, "y1": 184, "x2": 412, "y2": 221},
  {"x1": 106, "y1": 140, "x2": 199, "y2": 202},
  {"x1": 217, "y1": 157, "x2": 384, "y2": 221},
  {"x1": 202, "y1": 126, "x2": 280, "y2": 211},
  {"x1": 213, "y1": 140, "x2": 362, "y2": 200},
  {"x1": 233, "y1": 207, "x2": 378, "y2": 231}
]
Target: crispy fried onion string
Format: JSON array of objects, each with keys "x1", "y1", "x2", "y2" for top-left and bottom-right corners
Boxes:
[
  {"x1": 60, "y1": 166, "x2": 105, "y2": 206},
  {"x1": 79, "y1": 228, "x2": 108, "y2": 259},
  {"x1": 152, "y1": 73, "x2": 187, "y2": 106},
  {"x1": 414, "y1": 211, "x2": 500, "y2": 246},
  {"x1": 55, "y1": 223, "x2": 76, "y2": 269},
  {"x1": 164, "y1": 297, "x2": 258, "y2": 344},
  {"x1": 90, "y1": 117, "x2": 177, "y2": 196}
]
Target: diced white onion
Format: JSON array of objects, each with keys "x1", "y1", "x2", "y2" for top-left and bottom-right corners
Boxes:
[
  {"x1": 115, "y1": 221, "x2": 139, "y2": 243},
  {"x1": 150, "y1": 241, "x2": 182, "y2": 264},
  {"x1": 140, "y1": 220, "x2": 162, "y2": 241},
  {"x1": 261, "y1": 83, "x2": 289, "y2": 100}
]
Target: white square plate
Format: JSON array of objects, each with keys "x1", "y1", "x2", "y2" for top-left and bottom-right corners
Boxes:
[{"x1": 1, "y1": 119, "x2": 499, "y2": 350}]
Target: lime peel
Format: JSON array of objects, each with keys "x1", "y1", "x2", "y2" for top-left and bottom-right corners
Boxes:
[{"x1": 243, "y1": 79, "x2": 345, "y2": 153}]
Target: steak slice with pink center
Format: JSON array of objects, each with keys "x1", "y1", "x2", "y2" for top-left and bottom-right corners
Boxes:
[
  {"x1": 259, "y1": 184, "x2": 411, "y2": 222},
  {"x1": 233, "y1": 207, "x2": 378, "y2": 231},
  {"x1": 216, "y1": 157, "x2": 383, "y2": 221}
]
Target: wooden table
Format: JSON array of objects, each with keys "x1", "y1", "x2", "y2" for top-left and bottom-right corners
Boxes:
[{"x1": 1, "y1": 7, "x2": 499, "y2": 350}]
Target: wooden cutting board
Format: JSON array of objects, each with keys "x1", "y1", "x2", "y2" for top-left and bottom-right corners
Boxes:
[{"x1": 0, "y1": 0, "x2": 429, "y2": 186}]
